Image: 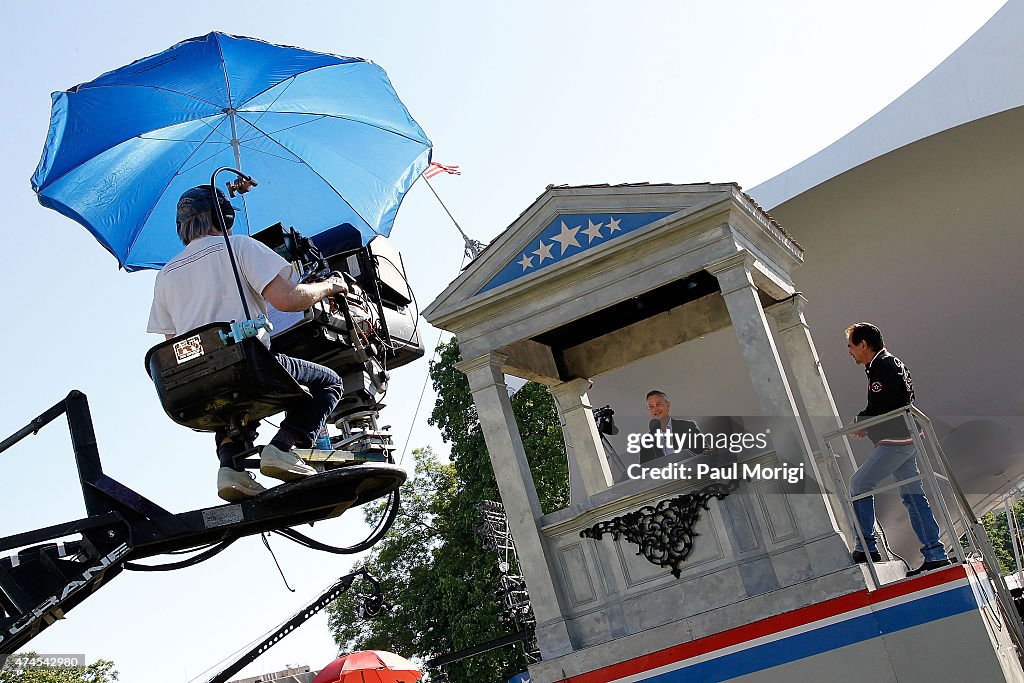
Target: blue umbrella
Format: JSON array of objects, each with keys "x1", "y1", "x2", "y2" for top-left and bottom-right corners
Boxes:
[{"x1": 31, "y1": 32, "x2": 432, "y2": 272}]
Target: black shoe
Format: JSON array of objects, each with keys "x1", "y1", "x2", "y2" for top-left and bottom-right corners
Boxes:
[
  {"x1": 905, "y1": 558, "x2": 952, "y2": 577},
  {"x1": 852, "y1": 550, "x2": 881, "y2": 564}
]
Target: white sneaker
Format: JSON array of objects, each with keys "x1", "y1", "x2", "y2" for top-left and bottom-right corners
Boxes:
[
  {"x1": 217, "y1": 467, "x2": 267, "y2": 502},
  {"x1": 260, "y1": 444, "x2": 318, "y2": 481}
]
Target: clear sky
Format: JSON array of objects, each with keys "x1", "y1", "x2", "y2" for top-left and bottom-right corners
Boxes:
[{"x1": 0, "y1": 1, "x2": 1005, "y2": 680}]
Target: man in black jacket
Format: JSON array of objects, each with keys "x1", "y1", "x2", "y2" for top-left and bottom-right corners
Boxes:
[{"x1": 846, "y1": 322, "x2": 949, "y2": 575}]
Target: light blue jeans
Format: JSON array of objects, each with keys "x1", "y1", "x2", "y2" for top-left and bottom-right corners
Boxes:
[{"x1": 849, "y1": 443, "x2": 946, "y2": 562}]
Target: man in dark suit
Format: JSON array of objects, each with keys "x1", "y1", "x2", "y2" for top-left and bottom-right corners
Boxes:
[{"x1": 640, "y1": 390, "x2": 707, "y2": 464}]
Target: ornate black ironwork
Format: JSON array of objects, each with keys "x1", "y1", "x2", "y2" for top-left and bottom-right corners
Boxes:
[{"x1": 580, "y1": 482, "x2": 736, "y2": 578}]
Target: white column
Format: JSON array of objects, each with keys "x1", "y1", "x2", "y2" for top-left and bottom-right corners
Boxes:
[
  {"x1": 765, "y1": 295, "x2": 846, "y2": 439},
  {"x1": 457, "y1": 351, "x2": 574, "y2": 657},
  {"x1": 708, "y1": 253, "x2": 842, "y2": 542},
  {"x1": 548, "y1": 396, "x2": 587, "y2": 506},
  {"x1": 766, "y1": 294, "x2": 854, "y2": 544},
  {"x1": 549, "y1": 378, "x2": 613, "y2": 501},
  {"x1": 708, "y1": 255, "x2": 814, "y2": 463}
]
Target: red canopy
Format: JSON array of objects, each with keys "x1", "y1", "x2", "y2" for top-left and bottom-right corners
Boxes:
[{"x1": 312, "y1": 650, "x2": 421, "y2": 683}]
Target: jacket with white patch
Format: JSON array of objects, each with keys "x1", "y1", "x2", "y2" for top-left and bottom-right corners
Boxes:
[{"x1": 857, "y1": 349, "x2": 916, "y2": 445}]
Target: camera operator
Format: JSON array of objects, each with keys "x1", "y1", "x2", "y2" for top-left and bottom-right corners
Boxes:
[{"x1": 147, "y1": 185, "x2": 349, "y2": 502}]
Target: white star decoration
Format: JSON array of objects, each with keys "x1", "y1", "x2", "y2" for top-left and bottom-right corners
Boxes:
[
  {"x1": 551, "y1": 221, "x2": 582, "y2": 254},
  {"x1": 533, "y1": 240, "x2": 554, "y2": 263},
  {"x1": 516, "y1": 215, "x2": 627, "y2": 273},
  {"x1": 582, "y1": 219, "x2": 603, "y2": 242}
]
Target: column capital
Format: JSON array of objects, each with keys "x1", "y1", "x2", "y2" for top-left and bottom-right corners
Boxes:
[
  {"x1": 707, "y1": 251, "x2": 757, "y2": 296},
  {"x1": 456, "y1": 351, "x2": 510, "y2": 390},
  {"x1": 706, "y1": 251, "x2": 754, "y2": 275},
  {"x1": 765, "y1": 293, "x2": 809, "y2": 334},
  {"x1": 548, "y1": 377, "x2": 594, "y2": 400},
  {"x1": 455, "y1": 350, "x2": 509, "y2": 375}
]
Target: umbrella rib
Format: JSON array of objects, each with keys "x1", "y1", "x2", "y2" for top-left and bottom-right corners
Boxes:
[
  {"x1": 239, "y1": 112, "x2": 415, "y2": 192},
  {"x1": 234, "y1": 60, "x2": 359, "y2": 111},
  {"x1": 72, "y1": 82, "x2": 222, "y2": 110},
  {"x1": 226, "y1": 61, "x2": 428, "y2": 147},
  {"x1": 147, "y1": 86, "x2": 234, "y2": 144},
  {"x1": 214, "y1": 33, "x2": 235, "y2": 112},
  {"x1": 239, "y1": 112, "x2": 419, "y2": 200},
  {"x1": 233, "y1": 73, "x2": 299, "y2": 138},
  {"x1": 35, "y1": 112, "x2": 232, "y2": 193},
  {"x1": 121, "y1": 120, "x2": 232, "y2": 260},
  {"x1": 242, "y1": 116, "x2": 379, "y2": 233},
  {"x1": 238, "y1": 114, "x2": 329, "y2": 143},
  {"x1": 234, "y1": 140, "x2": 304, "y2": 164},
  {"x1": 178, "y1": 144, "x2": 236, "y2": 176},
  {"x1": 240, "y1": 109, "x2": 430, "y2": 147},
  {"x1": 138, "y1": 136, "x2": 231, "y2": 144}
]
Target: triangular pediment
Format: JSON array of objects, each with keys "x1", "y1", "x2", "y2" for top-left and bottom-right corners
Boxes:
[
  {"x1": 479, "y1": 210, "x2": 674, "y2": 294},
  {"x1": 423, "y1": 183, "x2": 740, "y2": 327}
]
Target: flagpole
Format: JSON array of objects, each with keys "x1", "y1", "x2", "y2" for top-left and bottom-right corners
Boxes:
[{"x1": 422, "y1": 176, "x2": 485, "y2": 260}]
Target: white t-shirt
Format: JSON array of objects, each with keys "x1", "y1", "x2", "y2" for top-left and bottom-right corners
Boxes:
[{"x1": 147, "y1": 235, "x2": 292, "y2": 346}]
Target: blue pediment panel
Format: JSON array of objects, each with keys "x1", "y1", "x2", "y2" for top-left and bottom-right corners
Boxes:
[{"x1": 477, "y1": 211, "x2": 673, "y2": 295}]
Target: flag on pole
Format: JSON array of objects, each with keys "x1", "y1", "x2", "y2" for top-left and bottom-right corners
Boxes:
[{"x1": 424, "y1": 161, "x2": 461, "y2": 179}]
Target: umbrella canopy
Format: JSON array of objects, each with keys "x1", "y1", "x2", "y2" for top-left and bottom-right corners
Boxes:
[
  {"x1": 313, "y1": 650, "x2": 421, "y2": 683},
  {"x1": 31, "y1": 32, "x2": 431, "y2": 271}
]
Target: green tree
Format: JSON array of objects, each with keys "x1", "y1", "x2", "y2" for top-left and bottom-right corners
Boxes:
[
  {"x1": 0, "y1": 654, "x2": 117, "y2": 683},
  {"x1": 327, "y1": 339, "x2": 568, "y2": 682},
  {"x1": 978, "y1": 501, "x2": 1024, "y2": 575}
]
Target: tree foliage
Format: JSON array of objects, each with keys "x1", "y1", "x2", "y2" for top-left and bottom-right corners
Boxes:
[
  {"x1": 327, "y1": 339, "x2": 568, "y2": 682},
  {"x1": 0, "y1": 654, "x2": 117, "y2": 683},
  {"x1": 979, "y1": 501, "x2": 1024, "y2": 575}
]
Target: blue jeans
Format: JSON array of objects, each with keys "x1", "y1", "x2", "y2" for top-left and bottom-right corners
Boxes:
[
  {"x1": 273, "y1": 354, "x2": 344, "y2": 447},
  {"x1": 849, "y1": 443, "x2": 946, "y2": 562},
  {"x1": 215, "y1": 353, "x2": 343, "y2": 456}
]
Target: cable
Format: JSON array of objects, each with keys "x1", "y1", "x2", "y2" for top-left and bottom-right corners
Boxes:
[
  {"x1": 273, "y1": 487, "x2": 400, "y2": 555},
  {"x1": 165, "y1": 541, "x2": 224, "y2": 556},
  {"x1": 399, "y1": 329, "x2": 447, "y2": 467},
  {"x1": 125, "y1": 539, "x2": 236, "y2": 572},
  {"x1": 372, "y1": 252, "x2": 421, "y2": 343},
  {"x1": 276, "y1": 492, "x2": 397, "y2": 555},
  {"x1": 396, "y1": 252, "x2": 466, "y2": 467},
  {"x1": 876, "y1": 524, "x2": 911, "y2": 571},
  {"x1": 261, "y1": 533, "x2": 295, "y2": 592}
]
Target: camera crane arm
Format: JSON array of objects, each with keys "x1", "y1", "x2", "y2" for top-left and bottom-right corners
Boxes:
[
  {"x1": 0, "y1": 391, "x2": 404, "y2": 655},
  {"x1": 205, "y1": 569, "x2": 385, "y2": 683}
]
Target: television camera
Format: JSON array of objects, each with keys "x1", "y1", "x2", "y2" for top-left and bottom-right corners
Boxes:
[
  {"x1": 146, "y1": 172, "x2": 422, "y2": 465},
  {"x1": 219, "y1": 217, "x2": 421, "y2": 461},
  {"x1": 593, "y1": 405, "x2": 617, "y2": 436}
]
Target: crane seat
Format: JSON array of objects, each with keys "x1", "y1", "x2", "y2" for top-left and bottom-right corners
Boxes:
[{"x1": 144, "y1": 322, "x2": 310, "y2": 433}]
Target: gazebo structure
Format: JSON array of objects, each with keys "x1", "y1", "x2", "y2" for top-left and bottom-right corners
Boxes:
[{"x1": 424, "y1": 182, "x2": 1023, "y2": 682}]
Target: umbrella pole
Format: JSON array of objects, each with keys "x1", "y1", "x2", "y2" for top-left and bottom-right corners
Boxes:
[
  {"x1": 226, "y1": 108, "x2": 243, "y2": 172},
  {"x1": 219, "y1": 229, "x2": 253, "y2": 322},
  {"x1": 211, "y1": 167, "x2": 256, "y2": 329}
]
